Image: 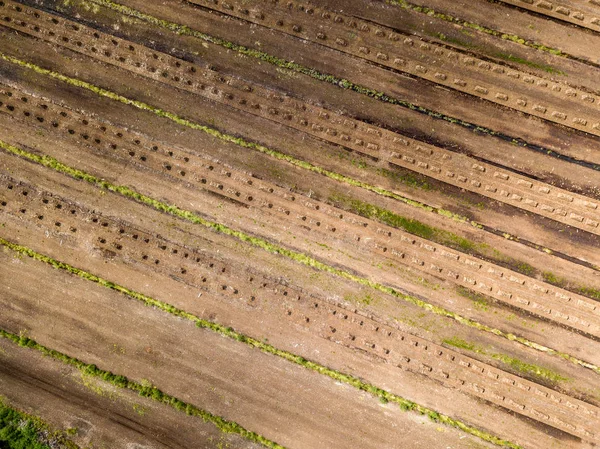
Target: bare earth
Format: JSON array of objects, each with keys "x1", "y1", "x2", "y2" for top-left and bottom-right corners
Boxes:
[{"x1": 0, "y1": 0, "x2": 599, "y2": 448}]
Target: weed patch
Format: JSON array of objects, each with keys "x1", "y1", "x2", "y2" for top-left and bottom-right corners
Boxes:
[
  {"x1": 456, "y1": 286, "x2": 490, "y2": 312},
  {"x1": 443, "y1": 337, "x2": 569, "y2": 384},
  {"x1": 0, "y1": 397, "x2": 78, "y2": 449}
]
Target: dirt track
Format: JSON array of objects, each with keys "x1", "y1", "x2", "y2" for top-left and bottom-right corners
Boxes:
[{"x1": 0, "y1": 0, "x2": 599, "y2": 448}]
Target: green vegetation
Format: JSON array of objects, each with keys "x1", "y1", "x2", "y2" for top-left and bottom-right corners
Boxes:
[
  {"x1": 515, "y1": 262, "x2": 536, "y2": 276},
  {"x1": 377, "y1": 167, "x2": 431, "y2": 191},
  {"x1": 328, "y1": 193, "x2": 540, "y2": 277},
  {"x1": 443, "y1": 338, "x2": 569, "y2": 384},
  {"x1": 442, "y1": 337, "x2": 479, "y2": 352},
  {"x1": 344, "y1": 293, "x2": 375, "y2": 306},
  {"x1": 330, "y1": 193, "x2": 436, "y2": 240},
  {"x1": 456, "y1": 286, "x2": 490, "y2": 312},
  {"x1": 578, "y1": 287, "x2": 600, "y2": 301},
  {"x1": 494, "y1": 53, "x2": 565, "y2": 75},
  {"x1": 0, "y1": 398, "x2": 77, "y2": 449},
  {"x1": 542, "y1": 271, "x2": 566, "y2": 288},
  {"x1": 491, "y1": 354, "x2": 569, "y2": 384},
  {"x1": 543, "y1": 272, "x2": 600, "y2": 301},
  {"x1": 433, "y1": 32, "x2": 476, "y2": 49},
  {"x1": 0, "y1": 402, "x2": 50, "y2": 449}
]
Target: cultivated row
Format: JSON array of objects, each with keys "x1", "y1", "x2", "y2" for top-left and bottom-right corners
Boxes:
[
  {"x1": 1, "y1": 1, "x2": 599, "y2": 236},
  {"x1": 1, "y1": 83, "x2": 599, "y2": 343},
  {"x1": 188, "y1": 0, "x2": 600, "y2": 135},
  {"x1": 1, "y1": 174, "x2": 598, "y2": 443}
]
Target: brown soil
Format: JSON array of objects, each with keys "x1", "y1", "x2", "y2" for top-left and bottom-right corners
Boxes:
[{"x1": 0, "y1": 0, "x2": 599, "y2": 448}]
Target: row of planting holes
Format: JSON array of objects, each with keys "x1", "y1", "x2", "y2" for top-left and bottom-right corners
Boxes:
[
  {"x1": 2, "y1": 93, "x2": 350, "y2": 233},
  {"x1": 2, "y1": 181, "x2": 588, "y2": 423},
  {"x1": 1, "y1": 185, "x2": 78, "y2": 233},
  {"x1": 6, "y1": 93, "x2": 593, "y2": 319}
]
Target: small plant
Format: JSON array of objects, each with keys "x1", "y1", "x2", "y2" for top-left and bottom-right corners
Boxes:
[
  {"x1": 542, "y1": 271, "x2": 565, "y2": 287},
  {"x1": 0, "y1": 398, "x2": 77, "y2": 449},
  {"x1": 515, "y1": 262, "x2": 536, "y2": 276}
]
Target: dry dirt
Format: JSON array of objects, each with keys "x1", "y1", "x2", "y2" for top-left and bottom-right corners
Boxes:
[{"x1": 0, "y1": 0, "x2": 599, "y2": 448}]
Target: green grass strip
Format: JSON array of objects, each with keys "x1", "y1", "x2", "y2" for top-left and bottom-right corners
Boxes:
[
  {"x1": 387, "y1": 0, "x2": 569, "y2": 61},
  {"x1": 0, "y1": 397, "x2": 78, "y2": 449},
  {"x1": 0, "y1": 238, "x2": 522, "y2": 449},
  {"x1": 0, "y1": 328, "x2": 285, "y2": 449}
]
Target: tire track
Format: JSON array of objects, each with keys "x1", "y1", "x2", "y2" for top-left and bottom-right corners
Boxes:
[
  {"x1": 187, "y1": 0, "x2": 600, "y2": 136},
  {"x1": 1, "y1": 183, "x2": 599, "y2": 443},
  {"x1": 1, "y1": 2, "x2": 599, "y2": 236}
]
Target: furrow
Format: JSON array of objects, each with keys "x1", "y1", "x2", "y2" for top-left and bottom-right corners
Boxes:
[
  {"x1": 1, "y1": 231, "x2": 598, "y2": 445},
  {"x1": 2, "y1": 133, "x2": 600, "y2": 379},
  {"x1": 498, "y1": 0, "x2": 600, "y2": 33},
  {"x1": 1, "y1": 103, "x2": 598, "y2": 342},
  {"x1": 1, "y1": 3, "x2": 599, "y2": 236},
  {"x1": 188, "y1": 0, "x2": 600, "y2": 136}
]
